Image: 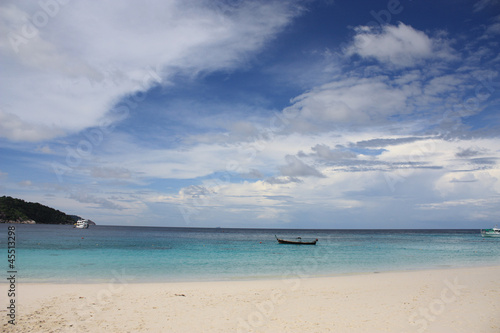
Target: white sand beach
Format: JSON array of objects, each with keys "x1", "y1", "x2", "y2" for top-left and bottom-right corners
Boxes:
[{"x1": 2, "y1": 266, "x2": 499, "y2": 332}]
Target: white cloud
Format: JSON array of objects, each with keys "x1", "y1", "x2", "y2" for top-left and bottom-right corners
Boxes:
[
  {"x1": 345, "y1": 22, "x2": 455, "y2": 68},
  {"x1": 0, "y1": 0, "x2": 302, "y2": 141},
  {"x1": 18, "y1": 180, "x2": 32, "y2": 187},
  {"x1": 70, "y1": 131, "x2": 323, "y2": 182},
  {"x1": 423, "y1": 75, "x2": 464, "y2": 96},
  {"x1": 0, "y1": 110, "x2": 64, "y2": 141},
  {"x1": 90, "y1": 167, "x2": 132, "y2": 179},
  {"x1": 284, "y1": 76, "x2": 418, "y2": 127},
  {"x1": 36, "y1": 145, "x2": 54, "y2": 154},
  {"x1": 485, "y1": 22, "x2": 500, "y2": 36},
  {"x1": 279, "y1": 155, "x2": 325, "y2": 178},
  {"x1": 68, "y1": 192, "x2": 125, "y2": 210},
  {"x1": 473, "y1": 0, "x2": 500, "y2": 12},
  {"x1": 14, "y1": 128, "x2": 496, "y2": 227}
]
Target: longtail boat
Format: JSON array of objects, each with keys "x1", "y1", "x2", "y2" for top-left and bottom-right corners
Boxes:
[{"x1": 275, "y1": 235, "x2": 318, "y2": 245}]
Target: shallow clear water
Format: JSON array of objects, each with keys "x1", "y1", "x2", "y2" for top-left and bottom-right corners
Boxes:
[{"x1": 1, "y1": 225, "x2": 499, "y2": 283}]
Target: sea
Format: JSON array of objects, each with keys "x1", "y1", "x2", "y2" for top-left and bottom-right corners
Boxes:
[{"x1": 1, "y1": 225, "x2": 500, "y2": 283}]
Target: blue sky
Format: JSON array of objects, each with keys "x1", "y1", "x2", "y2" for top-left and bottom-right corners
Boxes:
[{"x1": 1, "y1": 0, "x2": 500, "y2": 228}]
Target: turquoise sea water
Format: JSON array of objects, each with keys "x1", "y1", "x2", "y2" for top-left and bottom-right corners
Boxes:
[{"x1": 1, "y1": 225, "x2": 500, "y2": 283}]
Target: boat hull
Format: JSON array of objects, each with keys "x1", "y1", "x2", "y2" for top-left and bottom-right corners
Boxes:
[
  {"x1": 481, "y1": 232, "x2": 500, "y2": 238},
  {"x1": 275, "y1": 235, "x2": 318, "y2": 245},
  {"x1": 277, "y1": 239, "x2": 317, "y2": 245}
]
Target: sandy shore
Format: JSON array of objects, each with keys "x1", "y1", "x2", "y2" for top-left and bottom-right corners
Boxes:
[{"x1": 2, "y1": 266, "x2": 499, "y2": 332}]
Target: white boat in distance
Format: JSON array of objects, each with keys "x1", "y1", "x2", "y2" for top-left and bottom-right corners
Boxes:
[
  {"x1": 480, "y1": 225, "x2": 500, "y2": 238},
  {"x1": 75, "y1": 219, "x2": 89, "y2": 229}
]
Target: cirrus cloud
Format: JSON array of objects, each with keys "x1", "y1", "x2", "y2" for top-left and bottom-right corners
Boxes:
[{"x1": 0, "y1": 0, "x2": 303, "y2": 142}]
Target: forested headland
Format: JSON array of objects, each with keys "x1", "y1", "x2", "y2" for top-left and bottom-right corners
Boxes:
[{"x1": 0, "y1": 196, "x2": 93, "y2": 225}]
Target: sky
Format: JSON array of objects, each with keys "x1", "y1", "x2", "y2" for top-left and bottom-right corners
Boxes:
[{"x1": 1, "y1": 0, "x2": 500, "y2": 229}]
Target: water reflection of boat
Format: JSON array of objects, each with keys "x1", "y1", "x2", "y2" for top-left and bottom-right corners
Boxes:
[
  {"x1": 481, "y1": 225, "x2": 500, "y2": 238},
  {"x1": 275, "y1": 235, "x2": 318, "y2": 245}
]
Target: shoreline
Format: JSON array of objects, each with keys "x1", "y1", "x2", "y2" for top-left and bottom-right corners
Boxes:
[
  {"x1": 5, "y1": 262, "x2": 500, "y2": 284},
  {"x1": 3, "y1": 265, "x2": 499, "y2": 332}
]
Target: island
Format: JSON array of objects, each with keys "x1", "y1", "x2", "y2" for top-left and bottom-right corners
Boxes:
[{"x1": 0, "y1": 196, "x2": 96, "y2": 225}]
